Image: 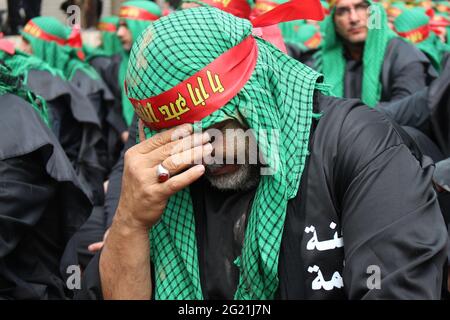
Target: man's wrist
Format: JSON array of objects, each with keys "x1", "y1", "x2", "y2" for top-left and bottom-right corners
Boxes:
[{"x1": 113, "y1": 207, "x2": 151, "y2": 235}]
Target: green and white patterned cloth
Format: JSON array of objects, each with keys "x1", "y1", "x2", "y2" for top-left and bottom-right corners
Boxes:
[
  {"x1": 0, "y1": 64, "x2": 50, "y2": 127},
  {"x1": 126, "y1": 7, "x2": 324, "y2": 299}
]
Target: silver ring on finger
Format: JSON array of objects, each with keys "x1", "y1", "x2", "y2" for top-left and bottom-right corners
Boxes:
[{"x1": 156, "y1": 163, "x2": 170, "y2": 183}]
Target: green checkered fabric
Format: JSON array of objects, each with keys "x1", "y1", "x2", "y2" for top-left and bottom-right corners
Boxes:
[
  {"x1": 126, "y1": 6, "x2": 323, "y2": 300},
  {"x1": 0, "y1": 63, "x2": 50, "y2": 127},
  {"x1": 318, "y1": 1, "x2": 397, "y2": 106}
]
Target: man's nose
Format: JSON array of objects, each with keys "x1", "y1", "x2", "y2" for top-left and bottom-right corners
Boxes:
[{"x1": 348, "y1": 7, "x2": 360, "y2": 23}]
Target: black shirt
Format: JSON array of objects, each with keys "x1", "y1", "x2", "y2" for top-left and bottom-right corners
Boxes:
[
  {"x1": 342, "y1": 38, "x2": 434, "y2": 103},
  {"x1": 76, "y1": 93, "x2": 448, "y2": 300}
]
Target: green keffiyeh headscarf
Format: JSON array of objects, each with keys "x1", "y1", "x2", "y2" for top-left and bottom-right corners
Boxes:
[
  {"x1": 282, "y1": 22, "x2": 322, "y2": 51},
  {"x1": 0, "y1": 47, "x2": 65, "y2": 83},
  {"x1": 318, "y1": 1, "x2": 397, "y2": 107},
  {"x1": 126, "y1": 7, "x2": 323, "y2": 300},
  {"x1": 386, "y1": 1, "x2": 406, "y2": 20},
  {"x1": 279, "y1": 19, "x2": 307, "y2": 48},
  {"x1": 98, "y1": 16, "x2": 124, "y2": 56},
  {"x1": 395, "y1": 7, "x2": 449, "y2": 72},
  {"x1": 0, "y1": 64, "x2": 50, "y2": 127},
  {"x1": 21, "y1": 16, "x2": 100, "y2": 81},
  {"x1": 84, "y1": 16, "x2": 124, "y2": 61},
  {"x1": 119, "y1": 0, "x2": 162, "y2": 127}
]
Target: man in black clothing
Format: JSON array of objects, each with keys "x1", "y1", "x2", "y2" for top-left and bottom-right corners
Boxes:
[
  {"x1": 318, "y1": 0, "x2": 435, "y2": 106},
  {"x1": 0, "y1": 70, "x2": 92, "y2": 299},
  {"x1": 76, "y1": 7, "x2": 447, "y2": 300}
]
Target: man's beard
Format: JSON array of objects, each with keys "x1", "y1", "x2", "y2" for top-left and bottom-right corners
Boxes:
[{"x1": 205, "y1": 164, "x2": 261, "y2": 191}]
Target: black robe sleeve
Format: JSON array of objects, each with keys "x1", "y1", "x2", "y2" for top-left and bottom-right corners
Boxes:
[
  {"x1": 380, "y1": 38, "x2": 436, "y2": 102},
  {"x1": 0, "y1": 93, "x2": 92, "y2": 299},
  {"x1": 333, "y1": 103, "x2": 448, "y2": 299},
  {"x1": 0, "y1": 153, "x2": 55, "y2": 257},
  {"x1": 74, "y1": 253, "x2": 103, "y2": 300},
  {"x1": 27, "y1": 69, "x2": 107, "y2": 205}
]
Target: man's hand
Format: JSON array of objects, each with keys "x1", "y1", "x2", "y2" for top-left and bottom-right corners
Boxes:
[
  {"x1": 114, "y1": 120, "x2": 211, "y2": 230},
  {"x1": 100, "y1": 121, "x2": 211, "y2": 300}
]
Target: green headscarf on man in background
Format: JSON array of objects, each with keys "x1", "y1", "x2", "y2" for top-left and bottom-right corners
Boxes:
[
  {"x1": 0, "y1": 63, "x2": 50, "y2": 127},
  {"x1": 118, "y1": 0, "x2": 162, "y2": 127},
  {"x1": 394, "y1": 7, "x2": 450, "y2": 72},
  {"x1": 21, "y1": 16, "x2": 100, "y2": 81},
  {"x1": 84, "y1": 16, "x2": 124, "y2": 61},
  {"x1": 318, "y1": 0, "x2": 397, "y2": 107}
]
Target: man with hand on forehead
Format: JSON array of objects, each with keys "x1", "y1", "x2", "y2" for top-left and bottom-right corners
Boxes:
[{"x1": 78, "y1": 6, "x2": 447, "y2": 300}]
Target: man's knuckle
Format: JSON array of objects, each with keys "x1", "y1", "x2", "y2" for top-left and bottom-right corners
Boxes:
[
  {"x1": 164, "y1": 156, "x2": 177, "y2": 170},
  {"x1": 152, "y1": 134, "x2": 165, "y2": 146},
  {"x1": 161, "y1": 143, "x2": 174, "y2": 157},
  {"x1": 124, "y1": 148, "x2": 135, "y2": 161},
  {"x1": 168, "y1": 180, "x2": 181, "y2": 192}
]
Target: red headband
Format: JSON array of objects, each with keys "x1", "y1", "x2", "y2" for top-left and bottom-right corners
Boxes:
[
  {"x1": 98, "y1": 22, "x2": 118, "y2": 32},
  {"x1": 387, "y1": 7, "x2": 402, "y2": 17},
  {"x1": 23, "y1": 21, "x2": 86, "y2": 60},
  {"x1": 127, "y1": 36, "x2": 257, "y2": 130},
  {"x1": 127, "y1": 0, "x2": 324, "y2": 130},
  {"x1": 396, "y1": 24, "x2": 430, "y2": 43},
  {"x1": 119, "y1": 6, "x2": 160, "y2": 21},
  {"x1": 23, "y1": 20, "x2": 66, "y2": 45},
  {"x1": 304, "y1": 32, "x2": 322, "y2": 49}
]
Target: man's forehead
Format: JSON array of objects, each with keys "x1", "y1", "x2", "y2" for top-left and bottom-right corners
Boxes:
[{"x1": 334, "y1": 0, "x2": 366, "y2": 8}]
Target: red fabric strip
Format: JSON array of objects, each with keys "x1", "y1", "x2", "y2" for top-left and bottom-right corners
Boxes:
[
  {"x1": 119, "y1": 6, "x2": 160, "y2": 21},
  {"x1": 251, "y1": 0, "x2": 325, "y2": 28},
  {"x1": 0, "y1": 39, "x2": 15, "y2": 55},
  {"x1": 201, "y1": 0, "x2": 251, "y2": 19},
  {"x1": 304, "y1": 31, "x2": 322, "y2": 49},
  {"x1": 430, "y1": 16, "x2": 450, "y2": 28},
  {"x1": 396, "y1": 24, "x2": 430, "y2": 43},
  {"x1": 252, "y1": 25, "x2": 287, "y2": 53},
  {"x1": 126, "y1": 36, "x2": 258, "y2": 130},
  {"x1": 66, "y1": 26, "x2": 83, "y2": 48},
  {"x1": 23, "y1": 20, "x2": 66, "y2": 45},
  {"x1": 98, "y1": 22, "x2": 118, "y2": 32},
  {"x1": 66, "y1": 26, "x2": 85, "y2": 60}
]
